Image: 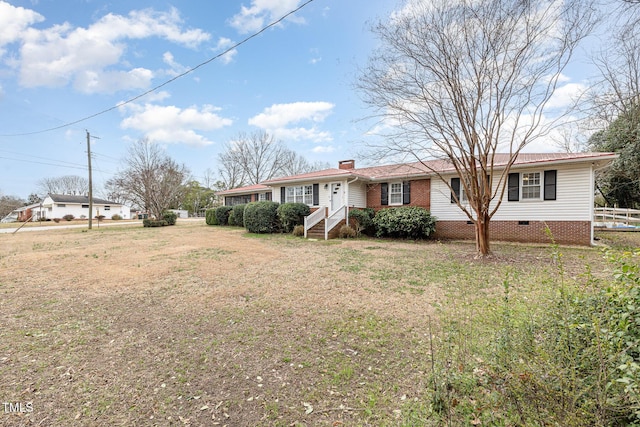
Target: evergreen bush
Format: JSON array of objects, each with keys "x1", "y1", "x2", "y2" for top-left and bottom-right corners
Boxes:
[
  {"x1": 143, "y1": 219, "x2": 168, "y2": 227},
  {"x1": 277, "y1": 203, "x2": 310, "y2": 232},
  {"x1": 205, "y1": 208, "x2": 218, "y2": 225},
  {"x1": 244, "y1": 201, "x2": 280, "y2": 233},
  {"x1": 215, "y1": 206, "x2": 233, "y2": 226},
  {"x1": 349, "y1": 208, "x2": 376, "y2": 236},
  {"x1": 373, "y1": 206, "x2": 436, "y2": 239},
  {"x1": 229, "y1": 204, "x2": 247, "y2": 227},
  {"x1": 162, "y1": 211, "x2": 178, "y2": 226}
]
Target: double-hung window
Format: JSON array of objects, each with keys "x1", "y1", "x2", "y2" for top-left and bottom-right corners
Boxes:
[
  {"x1": 389, "y1": 182, "x2": 403, "y2": 205},
  {"x1": 508, "y1": 170, "x2": 556, "y2": 201},
  {"x1": 521, "y1": 172, "x2": 541, "y2": 200},
  {"x1": 286, "y1": 185, "x2": 313, "y2": 204}
]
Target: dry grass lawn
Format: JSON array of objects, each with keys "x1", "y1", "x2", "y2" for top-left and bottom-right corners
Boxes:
[{"x1": 0, "y1": 221, "x2": 635, "y2": 426}]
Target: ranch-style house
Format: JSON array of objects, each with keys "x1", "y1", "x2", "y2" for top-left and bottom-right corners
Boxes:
[{"x1": 216, "y1": 153, "x2": 617, "y2": 245}]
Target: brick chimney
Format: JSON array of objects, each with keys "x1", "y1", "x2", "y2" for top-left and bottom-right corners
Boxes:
[{"x1": 338, "y1": 160, "x2": 355, "y2": 170}]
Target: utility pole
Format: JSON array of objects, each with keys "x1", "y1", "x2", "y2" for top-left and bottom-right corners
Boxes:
[{"x1": 86, "y1": 131, "x2": 93, "y2": 229}]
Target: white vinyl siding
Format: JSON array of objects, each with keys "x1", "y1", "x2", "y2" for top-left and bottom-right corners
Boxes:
[
  {"x1": 431, "y1": 164, "x2": 593, "y2": 221},
  {"x1": 347, "y1": 181, "x2": 367, "y2": 208}
]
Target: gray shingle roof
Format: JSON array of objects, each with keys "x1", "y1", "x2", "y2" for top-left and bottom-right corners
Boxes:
[{"x1": 48, "y1": 194, "x2": 119, "y2": 205}]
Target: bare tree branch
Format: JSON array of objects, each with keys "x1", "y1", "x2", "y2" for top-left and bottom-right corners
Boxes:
[
  {"x1": 358, "y1": 0, "x2": 596, "y2": 256},
  {"x1": 106, "y1": 139, "x2": 190, "y2": 218}
]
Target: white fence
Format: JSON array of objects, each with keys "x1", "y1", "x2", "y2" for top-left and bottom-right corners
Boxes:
[{"x1": 594, "y1": 207, "x2": 640, "y2": 228}]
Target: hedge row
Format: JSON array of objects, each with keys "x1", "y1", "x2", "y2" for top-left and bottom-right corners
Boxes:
[
  {"x1": 142, "y1": 211, "x2": 178, "y2": 228},
  {"x1": 207, "y1": 203, "x2": 436, "y2": 239}
]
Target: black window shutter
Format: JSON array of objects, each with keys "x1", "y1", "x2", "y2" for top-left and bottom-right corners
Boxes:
[
  {"x1": 380, "y1": 183, "x2": 389, "y2": 205},
  {"x1": 451, "y1": 178, "x2": 460, "y2": 203},
  {"x1": 266, "y1": 192, "x2": 272, "y2": 201},
  {"x1": 312, "y1": 184, "x2": 319, "y2": 206},
  {"x1": 280, "y1": 187, "x2": 286, "y2": 203},
  {"x1": 544, "y1": 170, "x2": 557, "y2": 201},
  {"x1": 508, "y1": 173, "x2": 520, "y2": 201},
  {"x1": 254, "y1": 193, "x2": 259, "y2": 202},
  {"x1": 402, "y1": 181, "x2": 411, "y2": 205}
]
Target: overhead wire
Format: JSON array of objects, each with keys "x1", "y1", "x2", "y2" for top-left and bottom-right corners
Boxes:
[{"x1": 0, "y1": 0, "x2": 316, "y2": 137}]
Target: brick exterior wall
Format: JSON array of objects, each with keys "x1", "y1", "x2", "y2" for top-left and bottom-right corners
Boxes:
[
  {"x1": 432, "y1": 220, "x2": 592, "y2": 246},
  {"x1": 366, "y1": 179, "x2": 431, "y2": 210}
]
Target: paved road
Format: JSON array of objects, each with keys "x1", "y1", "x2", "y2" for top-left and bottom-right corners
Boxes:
[
  {"x1": 0, "y1": 217, "x2": 206, "y2": 234},
  {"x1": 0, "y1": 221, "x2": 143, "y2": 234}
]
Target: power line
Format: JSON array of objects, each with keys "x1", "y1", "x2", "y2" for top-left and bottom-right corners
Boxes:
[
  {"x1": 0, "y1": 0, "x2": 316, "y2": 137},
  {"x1": 0, "y1": 148, "x2": 88, "y2": 169},
  {"x1": 0, "y1": 155, "x2": 111, "y2": 173}
]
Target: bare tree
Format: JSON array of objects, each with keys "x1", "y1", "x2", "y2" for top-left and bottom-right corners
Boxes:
[
  {"x1": 358, "y1": 0, "x2": 595, "y2": 257},
  {"x1": 0, "y1": 193, "x2": 25, "y2": 219},
  {"x1": 106, "y1": 139, "x2": 190, "y2": 218},
  {"x1": 278, "y1": 150, "x2": 332, "y2": 176},
  {"x1": 217, "y1": 131, "x2": 328, "y2": 188},
  {"x1": 201, "y1": 168, "x2": 217, "y2": 189},
  {"x1": 37, "y1": 175, "x2": 88, "y2": 196},
  {"x1": 221, "y1": 131, "x2": 288, "y2": 185},
  {"x1": 218, "y1": 148, "x2": 248, "y2": 189}
]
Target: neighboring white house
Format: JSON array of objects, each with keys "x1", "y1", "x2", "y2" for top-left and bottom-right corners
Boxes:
[{"x1": 40, "y1": 194, "x2": 131, "y2": 220}]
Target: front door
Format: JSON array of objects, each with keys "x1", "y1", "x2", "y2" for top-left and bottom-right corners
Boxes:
[{"x1": 330, "y1": 182, "x2": 342, "y2": 212}]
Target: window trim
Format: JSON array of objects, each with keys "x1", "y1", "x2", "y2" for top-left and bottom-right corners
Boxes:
[
  {"x1": 521, "y1": 171, "x2": 542, "y2": 201},
  {"x1": 508, "y1": 170, "x2": 557, "y2": 202},
  {"x1": 285, "y1": 184, "x2": 314, "y2": 205},
  {"x1": 389, "y1": 182, "x2": 403, "y2": 206}
]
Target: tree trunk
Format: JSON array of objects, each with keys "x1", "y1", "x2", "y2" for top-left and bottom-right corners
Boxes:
[{"x1": 475, "y1": 213, "x2": 492, "y2": 258}]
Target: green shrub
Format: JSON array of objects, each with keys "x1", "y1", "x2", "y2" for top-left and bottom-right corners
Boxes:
[
  {"x1": 53, "y1": 218, "x2": 61, "y2": 223},
  {"x1": 95, "y1": 215, "x2": 106, "y2": 221},
  {"x1": 62, "y1": 214, "x2": 74, "y2": 221},
  {"x1": 349, "y1": 208, "x2": 376, "y2": 236},
  {"x1": 229, "y1": 204, "x2": 247, "y2": 227},
  {"x1": 338, "y1": 224, "x2": 357, "y2": 238},
  {"x1": 205, "y1": 208, "x2": 218, "y2": 225},
  {"x1": 277, "y1": 203, "x2": 311, "y2": 233},
  {"x1": 111, "y1": 214, "x2": 123, "y2": 221},
  {"x1": 292, "y1": 224, "x2": 305, "y2": 237},
  {"x1": 162, "y1": 211, "x2": 178, "y2": 226},
  {"x1": 143, "y1": 219, "x2": 168, "y2": 227},
  {"x1": 215, "y1": 206, "x2": 233, "y2": 226},
  {"x1": 373, "y1": 206, "x2": 436, "y2": 239},
  {"x1": 244, "y1": 201, "x2": 280, "y2": 233}
]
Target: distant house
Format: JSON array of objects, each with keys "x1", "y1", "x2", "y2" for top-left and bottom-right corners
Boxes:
[
  {"x1": 39, "y1": 194, "x2": 131, "y2": 220},
  {"x1": 218, "y1": 153, "x2": 617, "y2": 245},
  {"x1": 15, "y1": 203, "x2": 43, "y2": 222}
]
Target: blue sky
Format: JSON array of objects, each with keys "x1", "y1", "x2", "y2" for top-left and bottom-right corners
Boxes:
[{"x1": 0, "y1": 0, "x2": 600, "y2": 198}]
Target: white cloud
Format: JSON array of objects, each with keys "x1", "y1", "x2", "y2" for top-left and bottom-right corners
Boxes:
[
  {"x1": 121, "y1": 103, "x2": 232, "y2": 146},
  {"x1": 215, "y1": 37, "x2": 237, "y2": 65},
  {"x1": 249, "y1": 101, "x2": 334, "y2": 142},
  {"x1": 545, "y1": 82, "x2": 587, "y2": 110},
  {"x1": 312, "y1": 145, "x2": 334, "y2": 153},
  {"x1": 0, "y1": 1, "x2": 43, "y2": 57},
  {"x1": 14, "y1": 6, "x2": 210, "y2": 93},
  {"x1": 162, "y1": 51, "x2": 188, "y2": 77},
  {"x1": 229, "y1": 0, "x2": 306, "y2": 34}
]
